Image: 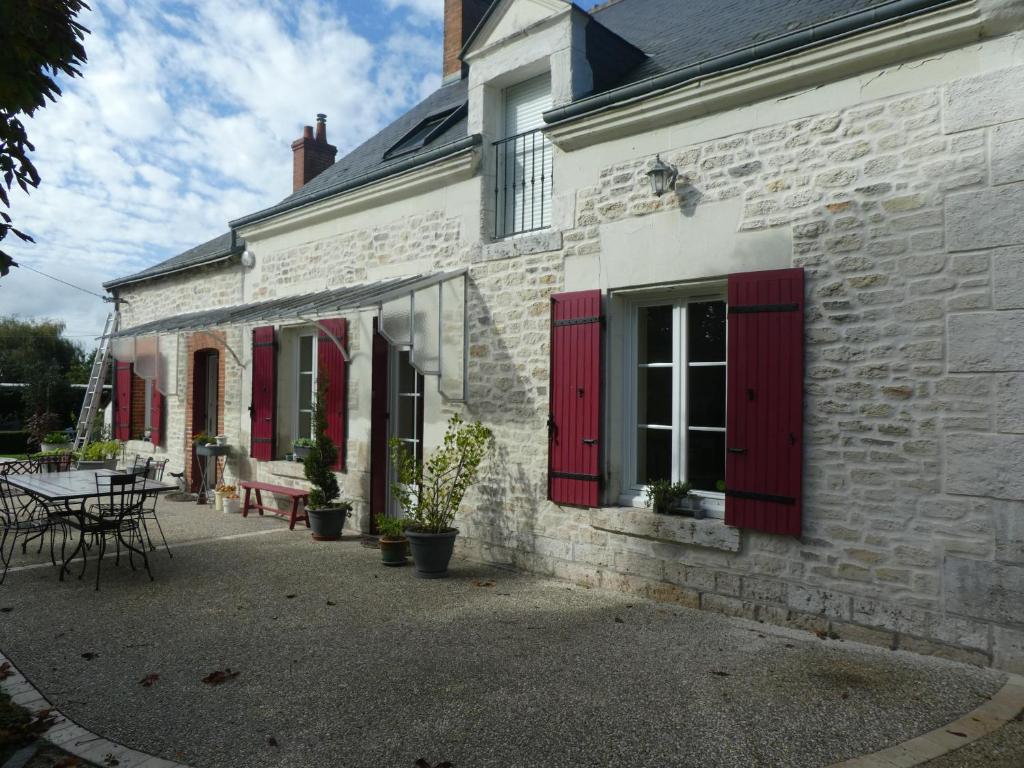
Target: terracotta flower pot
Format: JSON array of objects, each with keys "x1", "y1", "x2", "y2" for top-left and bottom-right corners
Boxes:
[{"x1": 379, "y1": 537, "x2": 409, "y2": 566}]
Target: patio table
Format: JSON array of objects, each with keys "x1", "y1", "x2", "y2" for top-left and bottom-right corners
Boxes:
[{"x1": 4, "y1": 470, "x2": 177, "y2": 583}]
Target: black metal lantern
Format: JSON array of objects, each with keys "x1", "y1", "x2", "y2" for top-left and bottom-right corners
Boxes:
[{"x1": 646, "y1": 154, "x2": 679, "y2": 197}]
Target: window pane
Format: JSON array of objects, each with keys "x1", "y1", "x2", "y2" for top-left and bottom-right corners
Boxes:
[
  {"x1": 298, "y1": 374, "x2": 313, "y2": 411},
  {"x1": 299, "y1": 336, "x2": 313, "y2": 371},
  {"x1": 688, "y1": 301, "x2": 726, "y2": 362},
  {"x1": 688, "y1": 366, "x2": 726, "y2": 428},
  {"x1": 298, "y1": 412, "x2": 312, "y2": 440},
  {"x1": 687, "y1": 430, "x2": 725, "y2": 492},
  {"x1": 637, "y1": 427, "x2": 672, "y2": 485},
  {"x1": 638, "y1": 305, "x2": 673, "y2": 364},
  {"x1": 637, "y1": 367, "x2": 672, "y2": 426},
  {"x1": 398, "y1": 395, "x2": 417, "y2": 440},
  {"x1": 398, "y1": 351, "x2": 417, "y2": 394}
]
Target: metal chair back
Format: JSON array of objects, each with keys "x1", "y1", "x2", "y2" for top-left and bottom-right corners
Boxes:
[
  {"x1": 0, "y1": 459, "x2": 39, "y2": 476},
  {"x1": 36, "y1": 455, "x2": 73, "y2": 474},
  {"x1": 94, "y1": 472, "x2": 146, "y2": 520}
]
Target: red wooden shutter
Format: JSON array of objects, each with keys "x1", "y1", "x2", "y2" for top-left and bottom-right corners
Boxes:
[
  {"x1": 318, "y1": 319, "x2": 348, "y2": 471},
  {"x1": 250, "y1": 326, "x2": 277, "y2": 461},
  {"x1": 725, "y1": 268, "x2": 804, "y2": 536},
  {"x1": 549, "y1": 290, "x2": 603, "y2": 507},
  {"x1": 150, "y1": 383, "x2": 163, "y2": 446},
  {"x1": 114, "y1": 362, "x2": 132, "y2": 441}
]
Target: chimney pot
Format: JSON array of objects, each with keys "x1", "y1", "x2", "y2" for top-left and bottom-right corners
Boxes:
[{"x1": 292, "y1": 115, "x2": 337, "y2": 192}]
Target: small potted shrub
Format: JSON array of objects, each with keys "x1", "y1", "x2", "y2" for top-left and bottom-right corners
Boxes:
[
  {"x1": 304, "y1": 379, "x2": 352, "y2": 541},
  {"x1": 223, "y1": 491, "x2": 241, "y2": 514},
  {"x1": 293, "y1": 437, "x2": 314, "y2": 461},
  {"x1": 645, "y1": 480, "x2": 692, "y2": 515},
  {"x1": 76, "y1": 439, "x2": 120, "y2": 470},
  {"x1": 41, "y1": 431, "x2": 71, "y2": 453},
  {"x1": 389, "y1": 414, "x2": 493, "y2": 579},
  {"x1": 376, "y1": 515, "x2": 411, "y2": 566},
  {"x1": 193, "y1": 433, "x2": 215, "y2": 447}
]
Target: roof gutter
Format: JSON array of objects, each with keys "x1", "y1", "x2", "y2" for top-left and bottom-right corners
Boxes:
[
  {"x1": 544, "y1": 0, "x2": 966, "y2": 126},
  {"x1": 230, "y1": 134, "x2": 483, "y2": 231},
  {"x1": 103, "y1": 248, "x2": 243, "y2": 291}
]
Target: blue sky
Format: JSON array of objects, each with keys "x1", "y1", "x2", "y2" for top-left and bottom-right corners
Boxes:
[{"x1": 4, "y1": 0, "x2": 607, "y2": 343}]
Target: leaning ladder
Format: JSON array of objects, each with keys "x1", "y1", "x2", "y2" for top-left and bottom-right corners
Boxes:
[{"x1": 74, "y1": 311, "x2": 119, "y2": 451}]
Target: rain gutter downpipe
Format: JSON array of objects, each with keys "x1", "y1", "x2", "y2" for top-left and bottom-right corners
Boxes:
[{"x1": 543, "y1": 0, "x2": 967, "y2": 125}]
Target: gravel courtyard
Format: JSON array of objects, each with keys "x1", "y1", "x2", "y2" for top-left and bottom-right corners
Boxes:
[{"x1": 0, "y1": 500, "x2": 1012, "y2": 768}]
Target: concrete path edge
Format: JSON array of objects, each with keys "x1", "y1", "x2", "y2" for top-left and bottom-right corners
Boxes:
[
  {"x1": 0, "y1": 649, "x2": 192, "y2": 768},
  {"x1": 828, "y1": 672, "x2": 1024, "y2": 767}
]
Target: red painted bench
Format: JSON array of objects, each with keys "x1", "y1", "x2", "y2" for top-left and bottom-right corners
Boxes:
[{"x1": 240, "y1": 481, "x2": 309, "y2": 530}]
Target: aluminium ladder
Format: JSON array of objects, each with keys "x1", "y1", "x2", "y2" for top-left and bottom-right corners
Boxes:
[{"x1": 73, "y1": 311, "x2": 119, "y2": 451}]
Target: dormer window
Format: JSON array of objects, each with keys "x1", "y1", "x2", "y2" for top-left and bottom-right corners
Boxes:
[
  {"x1": 494, "y1": 73, "x2": 553, "y2": 238},
  {"x1": 384, "y1": 106, "x2": 463, "y2": 160}
]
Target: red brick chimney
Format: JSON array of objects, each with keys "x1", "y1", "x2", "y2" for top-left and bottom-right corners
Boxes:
[
  {"x1": 443, "y1": 0, "x2": 491, "y2": 81},
  {"x1": 291, "y1": 113, "x2": 337, "y2": 191}
]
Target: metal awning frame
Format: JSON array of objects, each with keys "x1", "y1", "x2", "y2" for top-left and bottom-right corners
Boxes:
[{"x1": 113, "y1": 269, "x2": 470, "y2": 401}]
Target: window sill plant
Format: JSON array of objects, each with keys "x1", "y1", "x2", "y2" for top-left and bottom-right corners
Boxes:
[
  {"x1": 376, "y1": 514, "x2": 411, "y2": 566},
  {"x1": 304, "y1": 377, "x2": 352, "y2": 541},
  {"x1": 389, "y1": 414, "x2": 493, "y2": 579},
  {"x1": 293, "y1": 437, "x2": 314, "y2": 461},
  {"x1": 645, "y1": 479, "x2": 693, "y2": 516}
]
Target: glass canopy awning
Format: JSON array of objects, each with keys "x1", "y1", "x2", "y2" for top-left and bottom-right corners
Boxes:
[{"x1": 112, "y1": 269, "x2": 469, "y2": 401}]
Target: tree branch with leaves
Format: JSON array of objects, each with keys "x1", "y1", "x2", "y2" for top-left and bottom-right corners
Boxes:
[{"x1": 0, "y1": 0, "x2": 91, "y2": 280}]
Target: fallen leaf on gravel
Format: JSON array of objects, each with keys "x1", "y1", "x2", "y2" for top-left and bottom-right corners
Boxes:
[
  {"x1": 326, "y1": 601, "x2": 336, "y2": 606},
  {"x1": 103, "y1": 754, "x2": 121, "y2": 766},
  {"x1": 139, "y1": 674, "x2": 160, "y2": 687},
  {"x1": 947, "y1": 730, "x2": 968, "y2": 738},
  {"x1": 0, "y1": 662, "x2": 12, "y2": 680},
  {"x1": 267, "y1": 737, "x2": 278, "y2": 747},
  {"x1": 415, "y1": 761, "x2": 453, "y2": 768},
  {"x1": 472, "y1": 580, "x2": 495, "y2": 587},
  {"x1": 840, "y1": 691, "x2": 849, "y2": 700},
  {"x1": 614, "y1": 617, "x2": 624, "y2": 623},
  {"x1": 0, "y1": 607, "x2": 12, "y2": 613},
  {"x1": 814, "y1": 630, "x2": 828, "y2": 640},
  {"x1": 81, "y1": 652, "x2": 98, "y2": 660},
  {"x1": 285, "y1": 594, "x2": 297, "y2": 599},
  {"x1": 710, "y1": 671, "x2": 731, "y2": 677},
  {"x1": 202, "y1": 669, "x2": 240, "y2": 685}
]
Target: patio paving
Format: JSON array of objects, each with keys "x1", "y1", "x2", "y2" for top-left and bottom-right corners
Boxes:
[{"x1": 0, "y1": 499, "x2": 1016, "y2": 768}]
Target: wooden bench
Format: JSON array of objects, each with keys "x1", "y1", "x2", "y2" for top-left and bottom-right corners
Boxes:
[{"x1": 240, "y1": 481, "x2": 309, "y2": 530}]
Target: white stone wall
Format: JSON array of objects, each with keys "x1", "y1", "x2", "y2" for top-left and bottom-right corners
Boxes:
[{"x1": 111, "y1": 32, "x2": 1024, "y2": 670}]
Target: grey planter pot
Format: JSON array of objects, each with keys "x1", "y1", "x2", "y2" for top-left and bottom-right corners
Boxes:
[
  {"x1": 406, "y1": 528, "x2": 459, "y2": 579},
  {"x1": 293, "y1": 445, "x2": 312, "y2": 461},
  {"x1": 75, "y1": 459, "x2": 117, "y2": 471},
  {"x1": 308, "y1": 506, "x2": 349, "y2": 541}
]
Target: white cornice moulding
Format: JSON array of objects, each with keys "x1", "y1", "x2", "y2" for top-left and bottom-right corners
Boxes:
[
  {"x1": 545, "y1": 2, "x2": 984, "y2": 151},
  {"x1": 237, "y1": 149, "x2": 480, "y2": 241}
]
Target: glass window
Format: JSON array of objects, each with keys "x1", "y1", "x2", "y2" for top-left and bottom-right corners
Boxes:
[
  {"x1": 297, "y1": 334, "x2": 317, "y2": 441},
  {"x1": 627, "y1": 296, "x2": 727, "y2": 511}
]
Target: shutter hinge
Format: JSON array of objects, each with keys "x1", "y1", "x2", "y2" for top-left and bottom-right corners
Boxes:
[
  {"x1": 553, "y1": 315, "x2": 602, "y2": 327},
  {"x1": 729, "y1": 303, "x2": 800, "y2": 315}
]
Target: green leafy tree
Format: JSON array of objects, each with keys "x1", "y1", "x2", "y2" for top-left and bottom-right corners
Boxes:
[
  {"x1": 303, "y1": 377, "x2": 347, "y2": 510},
  {"x1": 390, "y1": 415, "x2": 493, "y2": 534},
  {"x1": 0, "y1": 0, "x2": 91, "y2": 279},
  {"x1": 0, "y1": 316, "x2": 83, "y2": 421}
]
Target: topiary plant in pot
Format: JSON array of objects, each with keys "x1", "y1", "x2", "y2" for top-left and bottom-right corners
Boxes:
[
  {"x1": 304, "y1": 378, "x2": 352, "y2": 541},
  {"x1": 376, "y1": 514, "x2": 410, "y2": 567},
  {"x1": 389, "y1": 414, "x2": 493, "y2": 579}
]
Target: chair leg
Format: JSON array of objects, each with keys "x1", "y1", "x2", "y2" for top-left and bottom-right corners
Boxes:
[
  {"x1": 95, "y1": 535, "x2": 105, "y2": 591},
  {"x1": 150, "y1": 514, "x2": 172, "y2": 558},
  {"x1": 0, "y1": 528, "x2": 12, "y2": 586}
]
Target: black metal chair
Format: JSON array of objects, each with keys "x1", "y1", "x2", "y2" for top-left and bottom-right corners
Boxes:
[
  {"x1": 35, "y1": 454, "x2": 73, "y2": 473},
  {"x1": 60, "y1": 473, "x2": 152, "y2": 590},
  {"x1": 0, "y1": 477, "x2": 56, "y2": 585},
  {"x1": 130, "y1": 457, "x2": 171, "y2": 557}
]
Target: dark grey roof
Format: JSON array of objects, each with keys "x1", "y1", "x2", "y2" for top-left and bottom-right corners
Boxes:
[
  {"x1": 592, "y1": 0, "x2": 925, "y2": 82},
  {"x1": 115, "y1": 270, "x2": 465, "y2": 338},
  {"x1": 104, "y1": 231, "x2": 242, "y2": 290},
  {"x1": 230, "y1": 79, "x2": 472, "y2": 229}
]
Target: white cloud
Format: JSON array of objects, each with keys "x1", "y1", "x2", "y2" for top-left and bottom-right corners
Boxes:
[{"x1": 3, "y1": 0, "x2": 442, "y2": 340}]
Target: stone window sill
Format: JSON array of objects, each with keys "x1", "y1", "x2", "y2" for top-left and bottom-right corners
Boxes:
[
  {"x1": 476, "y1": 230, "x2": 562, "y2": 262},
  {"x1": 263, "y1": 459, "x2": 307, "y2": 481},
  {"x1": 590, "y1": 507, "x2": 741, "y2": 553}
]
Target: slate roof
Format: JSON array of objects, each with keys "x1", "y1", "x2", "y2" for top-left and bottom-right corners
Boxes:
[
  {"x1": 109, "y1": 0, "x2": 955, "y2": 289},
  {"x1": 104, "y1": 231, "x2": 242, "y2": 290}
]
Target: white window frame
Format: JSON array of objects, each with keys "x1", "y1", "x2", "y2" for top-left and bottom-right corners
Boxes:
[
  {"x1": 295, "y1": 333, "x2": 318, "y2": 442},
  {"x1": 619, "y1": 290, "x2": 727, "y2": 519}
]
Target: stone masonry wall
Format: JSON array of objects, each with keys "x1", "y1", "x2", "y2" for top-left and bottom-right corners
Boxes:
[{"x1": 456, "y1": 66, "x2": 1024, "y2": 672}]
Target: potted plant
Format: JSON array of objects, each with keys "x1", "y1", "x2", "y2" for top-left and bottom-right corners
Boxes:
[
  {"x1": 645, "y1": 480, "x2": 692, "y2": 515},
  {"x1": 40, "y1": 431, "x2": 71, "y2": 453},
  {"x1": 376, "y1": 515, "x2": 411, "y2": 567},
  {"x1": 304, "y1": 378, "x2": 352, "y2": 541},
  {"x1": 215, "y1": 434, "x2": 229, "y2": 446},
  {"x1": 76, "y1": 439, "x2": 121, "y2": 470},
  {"x1": 389, "y1": 414, "x2": 493, "y2": 579},
  {"x1": 193, "y1": 432, "x2": 215, "y2": 447},
  {"x1": 223, "y1": 489, "x2": 241, "y2": 514},
  {"x1": 293, "y1": 437, "x2": 314, "y2": 461}
]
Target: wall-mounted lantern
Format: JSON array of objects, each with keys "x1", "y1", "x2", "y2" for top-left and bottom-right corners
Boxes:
[{"x1": 646, "y1": 154, "x2": 679, "y2": 197}]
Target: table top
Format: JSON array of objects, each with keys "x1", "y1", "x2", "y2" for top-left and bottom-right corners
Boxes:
[{"x1": 4, "y1": 469, "x2": 178, "y2": 502}]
